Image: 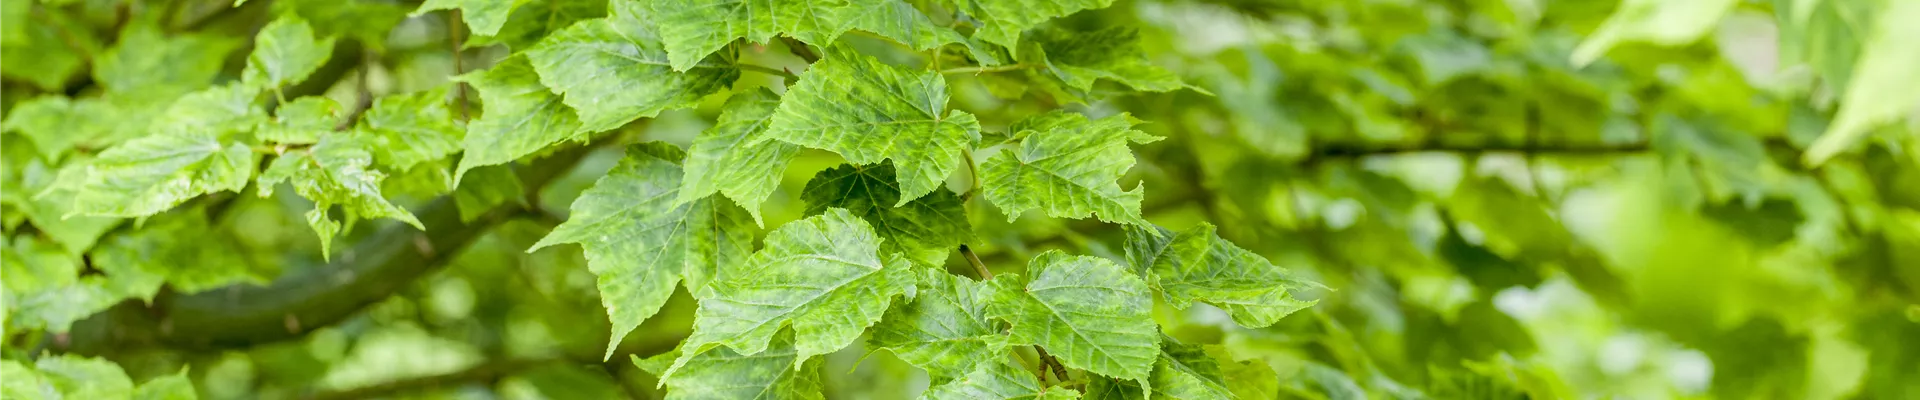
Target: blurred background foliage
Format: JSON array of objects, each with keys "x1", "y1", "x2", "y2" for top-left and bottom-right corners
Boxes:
[{"x1": 4, "y1": 0, "x2": 1919, "y2": 398}]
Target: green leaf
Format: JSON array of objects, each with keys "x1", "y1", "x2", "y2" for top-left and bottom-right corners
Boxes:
[
  {"x1": 149, "y1": 83, "x2": 270, "y2": 138},
  {"x1": 257, "y1": 96, "x2": 342, "y2": 145},
  {"x1": 273, "y1": 0, "x2": 409, "y2": 51},
  {"x1": 452, "y1": 164, "x2": 524, "y2": 222},
  {"x1": 94, "y1": 23, "x2": 240, "y2": 98},
  {"x1": 133, "y1": 369, "x2": 199, "y2": 400},
  {"x1": 843, "y1": 0, "x2": 965, "y2": 51},
  {"x1": 2, "y1": 96, "x2": 117, "y2": 161},
  {"x1": 980, "y1": 111, "x2": 1158, "y2": 228},
  {"x1": 952, "y1": 0, "x2": 1112, "y2": 48},
  {"x1": 413, "y1": 0, "x2": 527, "y2": 36},
  {"x1": 360, "y1": 88, "x2": 465, "y2": 171},
  {"x1": 452, "y1": 56, "x2": 583, "y2": 182},
  {"x1": 1123, "y1": 223, "x2": 1321, "y2": 328},
  {"x1": 0, "y1": 360, "x2": 50, "y2": 399},
  {"x1": 986, "y1": 251, "x2": 1157, "y2": 394},
  {"x1": 679, "y1": 88, "x2": 800, "y2": 224},
  {"x1": 1147, "y1": 338, "x2": 1236, "y2": 400},
  {"x1": 524, "y1": 0, "x2": 737, "y2": 133},
  {"x1": 765, "y1": 47, "x2": 981, "y2": 206},
  {"x1": 636, "y1": 330, "x2": 825, "y2": 400},
  {"x1": 244, "y1": 16, "x2": 337, "y2": 90},
  {"x1": 1, "y1": 236, "x2": 122, "y2": 333},
  {"x1": 871, "y1": 269, "x2": 1008, "y2": 379},
  {"x1": 70, "y1": 130, "x2": 257, "y2": 219},
  {"x1": 257, "y1": 135, "x2": 423, "y2": 256},
  {"x1": 0, "y1": 7, "x2": 96, "y2": 91},
  {"x1": 466, "y1": 0, "x2": 607, "y2": 50},
  {"x1": 801, "y1": 163, "x2": 971, "y2": 266},
  {"x1": 530, "y1": 143, "x2": 754, "y2": 359},
  {"x1": 1570, "y1": 0, "x2": 1738, "y2": 66},
  {"x1": 922, "y1": 358, "x2": 1081, "y2": 400},
  {"x1": 91, "y1": 213, "x2": 266, "y2": 300},
  {"x1": 1020, "y1": 26, "x2": 1186, "y2": 93},
  {"x1": 18, "y1": 159, "x2": 119, "y2": 256},
  {"x1": 1805, "y1": 0, "x2": 1920, "y2": 165},
  {"x1": 665, "y1": 208, "x2": 916, "y2": 378},
  {"x1": 33, "y1": 355, "x2": 133, "y2": 399},
  {"x1": 648, "y1": 0, "x2": 848, "y2": 71}
]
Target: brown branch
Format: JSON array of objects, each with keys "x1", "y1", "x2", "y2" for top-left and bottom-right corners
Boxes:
[
  {"x1": 1032, "y1": 346, "x2": 1070, "y2": 382},
  {"x1": 959, "y1": 245, "x2": 992, "y2": 279},
  {"x1": 780, "y1": 37, "x2": 820, "y2": 63}
]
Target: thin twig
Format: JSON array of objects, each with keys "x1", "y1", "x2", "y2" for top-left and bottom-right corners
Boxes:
[
  {"x1": 449, "y1": 9, "x2": 470, "y2": 122},
  {"x1": 1032, "y1": 347, "x2": 1070, "y2": 382},
  {"x1": 334, "y1": 50, "x2": 377, "y2": 131},
  {"x1": 959, "y1": 245, "x2": 992, "y2": 279},
  {"x1": 780, "y1": 37, "x2": 820, "y2": 63},
  {"x1": 940, "y1": 64, "x2": 1036, "y2": 75},
  {"x1": 736, "y1": 63, "x2": 800, "y2": 80}
]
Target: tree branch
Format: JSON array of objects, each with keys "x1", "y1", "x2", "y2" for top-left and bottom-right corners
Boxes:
[
  {"x1": 1306, "y1": 140, "x2": 1652, "y2": 160},
  {"x1": 303, "y1": 357, "x2": 565, "y2": 400},
  {"x1": 780, "y1": 37, "x2": 820, "y2": 63}
]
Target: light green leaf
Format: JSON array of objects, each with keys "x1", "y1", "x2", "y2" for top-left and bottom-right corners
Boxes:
[
  {"x1": 273, "y1": 0, "x2": 409, "y2": 51},
  {"x1": 765, "y1": 47, "x2": 980, "y2": 206},
  {"x1": 1, "y1": 360, "x2": 51, "y2": 399},
  {"x1": 413, "y1": 0, "x2": 526, "y2": 36},
  {"x1": 666, "y1": 208, "x2": 916, "y2": 378},
  {"x1": 70, "y1": 131, "x2": 257, "y2": 219},
  {"x1": 980, "y1": 111, "x2": 1159, "y2": 228},
  {"x1": 801, "y1": 163, "x2": 970, "y2": 266},
  {"x1": 922, "y1": 358, "x2": 1081, "y2": 400},
  {"x1": 525, "y1": 0, "x2": 737, "y2": 133},
  {"x1": 33, "y1": 355, "x2": 133, "y2": 399},
  {"x1": 1805, "y1": 0, "x2": 1920, "y2": 165},
  {"x1": 986, "y1": 251, "x2": 1157, "y2": 395},
  {"x1": 635, "y1": 330, "x2": 825, "y2": 400},
  {"x1": 452, "y1": 164, "x2": 524, "y2": 222},
  {"x1": 149, "y1": 83, "x2": 270, "y2": 138},
  {"x1": 244, "y1": 16, "x2": 337, "y2": 90},
  {"x1": 843, "y1": 0, "x2": 965, "y2": 51},
  {"x1": 360, "y1": 88, "x2": 464, "y2": 171},
  {"x1": 530, "y1": 143, "x2": 754, "y2": 359},
  {"x1": 452, "y1": 56, "x2": 583, "y2": 182},
  {"x1": 1020, "y1": 26, "x2": 1186, "y2": 93},
  {"x1": 680, "y1": 88, "x2": 799, "y2": 225},
  {"x1": 94, "y1": 23, "x2": 240, "y2": 98},
  {"x1": 1123, "y1": 223, "x2": 1321, "y2": 328},
  {"x1": 258, "y1": 135, "x2": 423, "y2": 256},
  {"x1": 2, "y1": 96, "x2": 113, "y2": 162},
  {"x1": 1, "y1": 237, "x2": 121, "y2": 333},
  {"x1": 91, "y1": 213, "x2": 266, "y2": 300},
  {"x1": 649, "y1": 0, "x2": 849, "y2": 71},
  {"x1": 1570, "y1": 0, "x2": 1738, "y2": 66},
  {"x1": 257, "y1": 96, "x2": 342, "y2": 145},
  {"x1": 872, "y1": 269, "x2": 1007, "y2": 379},
  {"x1": 133, "y1": 369, "x2": 199, "y2": 400},
  {"x1": 0, "y1": 7, "x2": 96, "y2": 91},
  {"x1": 952, "y1": 0, "x2": 1112, "y2": 48},
  {"x1": 1147, "y1": 338, "x2": 1237, "y2": 400},
  {"x1": 18, "y1": 159, "x2": 120, "y2": 256}
]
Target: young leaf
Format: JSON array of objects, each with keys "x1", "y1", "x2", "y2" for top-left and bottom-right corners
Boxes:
[
  {"x1": 257, "y1": 135, "x2": 424, "y2": 256},
  {"x1": 764, "y1": 47, "x2": 981, "y2": 206},
  {"x1": 1569, "y1": 0, "x2": 1737, "y2": 66},
  {"x1": 93, "y1": 23, "x2": 240, "y2": 98},
  {"x1": 32, "y1": 355, "x2": 134, "y2": 399},
  {"x1": 70, "y1": 130, "x2": 257, "y2": 218},
  {"x1": 256, "y1": 96, "x2": 342, "y2": 145},
  {"x1": 980, "y1": 111, "x2": 1159, "y2": 228},
  {"x1": 360, "y1": 88, "x2": 464, "y2": 171},
  {"x1": 529, "y1": 143, "x2": 754, "y2": 359},
  {"x1": 986, "y1": 251, "x2": 1157, "y2": 395},
  {"x1": 871, "y1": 269, "x2": 1007, "y2": 380},
  {"x1": 17, "y1": 160, "x2": 118, "y2": 257},
  {"x1": 3, "y1": 96, "x2": 114, "y2": 161},
  {"x1": 413, "y1": 0, "x2": 527, "y2": 36},
  {"x1": 635, "y1": 330, "x2": 825, "y2": 400},
  {"x1": 951, "y1": 0, "x2": 1112, "y2": 48},
  {"x1": 452, "y1": 56, "x2": 583, "y2": 182},
  {"x1": 665, "y1": 208, "x2": 916, "y2": 378},
  {"x1": 1123, "y1": 223, "x2": 1321, "y2": 328},
  {"x1": 679, "y1": 88, "x2": 799, "y2": 224},
  {"x1": 1020, "y1": 26, "x2": 1187, "y2": 93},
  {"x1": 1804, "y1": 1, "x2": 1920, "y2": 165},
  {"x1": 147, "y1": 83, "x2": 270, "y2": 138},
  {"x1": 273, "y1": 0, "x2": 409, "y2": 51},
  {"x1": 524, "y1": 0, "x2": 737, "y2": 133},
  {"x1": 922, "y1": 358, "x2": 1080, "y2": 400},
  {"x1": 243, "y1": 16, "x2": 338, "y2": 90},
  {"x1": 800, "y1": 163, "x2": 970, "y2": 266}
]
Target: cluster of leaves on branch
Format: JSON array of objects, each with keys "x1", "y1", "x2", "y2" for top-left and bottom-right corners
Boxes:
[{"x1": 4, "y1": 0, "x2": 1920, "y2": 398}]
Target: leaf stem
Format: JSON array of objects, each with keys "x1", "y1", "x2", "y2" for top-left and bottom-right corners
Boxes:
[
  {"x1": 959, "y1": 245, "x2": 1072, "y2": 382},
  {"x1": 940, "y1": 64, "x2": 1037, "y2": 75},
  {"x1": 736, "y1": 63, "x2": 800, "y2": 81},
  {"x1": 960, "y1": 150, "x2": 980, "y2": 202},
  {"x1": 1033, "y1": 346, "x2": 1070, "y2": 382},
  {"x1": 780, "y1": 37, "x2": 820, "y2": 63},
  {"x1": 959, "y1": 244, "x2": 992, "y2": 279}
]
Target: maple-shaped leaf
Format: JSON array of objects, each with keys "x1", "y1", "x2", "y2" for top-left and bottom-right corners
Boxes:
[
  {"x1": 986, "y1": 251, "x2": 1157, "y2": 395},
  {"x1": 413, "y1": 0, "x2": 526, "y2": 36},
  {"x1": 149, "y1": 83, "x2": 270, "y2": 138},
  {"x1": 526, "y1": 0, "x2": 737, "y2": 133},
  {"x1": 256, "y1": 96, "x2": 341, "y2": 145},
  {"x1": 258, "y1": 135, "x2": 424, "y2": 256},
  {"x1": 69, "y1": 114, "x2": 258, "y2": 218},
  {"x1": 466, "y1": 0, "x2": 606, "y2": 50},
  {"x1": 530, "y1": 143, "x2": 754, "y2": 359},
  {"x1": 1084, "y1": 338, "x2": 1279, "y2": 400},
  {"x1": 764, "y1": 47, "x2": 980, "y2": 206},
  {"x1": 1020, "y1": 26, "x2": 1187, "y2": 93},
  {"x1": 980, "y1": 111, "x2": 1158, "y2": 228},
  {"x1": 1805, "y1": 1, "x2": 1920, "y2": 165},
  {"x1": 922, "y1": 358, "x2": 1081, "y2": 400},
  {"x1": 452, "y1": 164, "x2": 524, "y2": 222},
  {"x1": 952, "y1": 0, "x2": 1111, "y2": 48},
  {"x1": 843, "y1": 0, "x2": 965, "y2": 51},
  {"x1": 1124, "y1": 223, "x2": 1322, "y2": 328},
  {"x1": 2, "y1": 96, "x2": 114, "y2": 162},
  {"x1": 3, "y1": 356, "x2": 196, "y2": 400},
  {"x1": 273, "y1": 0, "x2": 409, "y2": 51},
  {"x1": 243, "y1": 16, "x2": 337, "y2": 90},
  {"x1": 679, "y1": 88, "x2": 798, "y2": 224},
  {"x1": 1, "y1": 236, "x2": 120, "y2": 333},
  {"x1": 1, "y1": 7, "x2": 96, "y2": 91},
  {"x1": 664, "y1": 208, "x2": 916, "y2": 378},
  {"x1": 360, "y1": 88, "x2": 465, "y2": 171},
  {"x1": 16, "y1": 160, "x2": 118, "y2": 256},
  {"x1": 635, "y1": 330, "x2": 824, "y2": 400},
  {"x1": 801, "y1": 163, "x2": 970, "y2": 266},
  {"x1": 871, "y1": 269, "x2": 1007, "y2": 379},
  {"x1": 91, "y1": 213, "x2": 265, "y2": 301},
  {"x1": 649, "y1": 0, "x2": 846, "y2": 71},
  {"x1": 452, "y1": 56, "x2": 583, "y2": 182},
  {"x1": 93, "y1": 23, "x2": 240, "y2": 98}
]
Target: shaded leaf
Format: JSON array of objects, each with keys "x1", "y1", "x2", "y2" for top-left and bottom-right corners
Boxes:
[
  {"x1": 452, "y1": 56, "x2": 583, "y2": 181},
  {"x1": 1020, "y1": 26, "x2": 1186, "y2": 93},
  {"x1": 952, "y1": 0, "x2": 1112, "y2": 48},
  {"x1": 801, "y1": 163, "x2": 970, "y2": 266},
  {"x1": 256, "y1": 96, "x2": 342, "y2": 145},
  {"x1": 679, "y1": 88, "x2": 799, "y2": 224},
  {"x1": 635, "y1": 330, "x2": 825, "y2": 400},
  {"x1": 257, "y1": 135, "x2": 423, "y2": 256},
  {"x1": 360, "y1": 88, "x2": 465, "y2": 171},
  {"x1": 244, "y1": 16, "x2": 338, "y2": 90},
  {"x1": 872, "y1": 269, "x2": 1007, "y2": 379},
  {"x1": 525, "y1": 0, "x2": 737, "y2": 133},
  {"x1": 1124, "y1": 223, "x2": 1321, "y2": 328},
  {"x1": 414, "y1": 0, "x2": 526, "y2": 36},
  {"x1": 922, "y1": 358, "x2": 1080, "y2": 399}
]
